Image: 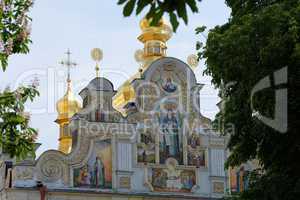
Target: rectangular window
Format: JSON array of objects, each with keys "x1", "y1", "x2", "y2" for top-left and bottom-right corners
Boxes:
[{"x1": 95, "y1": 110, "x2": 105, "y2": 122}]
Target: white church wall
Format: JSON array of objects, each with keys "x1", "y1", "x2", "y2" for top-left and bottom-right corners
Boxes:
[
  {"x1": 131, "y1": 167, "x2": 148, "y2": 192},
  {"x1": 210, "y1": 149, "x2": 225, "y2": 177},
  {"x1": 117, "y1": 143, "x2": 133, "y2": 171},
  {"x1": 196, "y1": 169, "x2": 211, "y2": 197}
]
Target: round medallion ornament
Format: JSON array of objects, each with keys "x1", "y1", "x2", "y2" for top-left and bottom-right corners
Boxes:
[
  {"x1": 134, "y1": 49, "x2": 144, "y2": 63},
  {"x1": 38, "y1": 155, "x2": 66, "y2": 182},
  {"x1": 91, "y1": 48, "x2": 103, "y2": 62},
  {"x1": 187, "y1": 54, "x2": 199, "y2": 69}
]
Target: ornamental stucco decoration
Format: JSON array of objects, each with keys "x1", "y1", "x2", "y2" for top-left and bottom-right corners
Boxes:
[
  {"x1": 36, "y1": 151, "x2": 69, "y2": 184},
  {"x1": 14, "y1": 166, "x2": 35, "y2": 181}
]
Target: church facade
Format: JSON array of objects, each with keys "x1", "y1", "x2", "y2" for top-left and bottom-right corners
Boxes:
[{"x1": 0, "y1": 18, "x2": 228, "y2": 200}]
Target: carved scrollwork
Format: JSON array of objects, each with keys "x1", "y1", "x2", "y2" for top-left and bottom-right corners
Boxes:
[
  {"x1": 41, "y1": 159, "x2": 62, "y2": 180},
  {"x1": 14, "y1": 166, "x2": 34, "y2": 180},
  {"x1": 37, "y1": 152, "x2": 68, "y2": 184}
]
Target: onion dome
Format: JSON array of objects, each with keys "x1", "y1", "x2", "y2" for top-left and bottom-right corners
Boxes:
[
  {"x1": 137, "y1": 17, "x2": 173, "y2": 70},
  {"x1": 138, "y1": 17, "x2": 173, "y2": 43},
  {"x1": 112, "y1": 80, "x2": 136, "y2": 117},
  {"x1": 56, "y1": 83, "x2": 81, "y2": 120},
  {"x1": 112, "y1": 17, "x2": 174, "y2": 117}
]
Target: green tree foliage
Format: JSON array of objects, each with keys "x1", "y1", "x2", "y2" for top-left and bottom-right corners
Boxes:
[
  {"x1": 0, "y1": 0, "x2": 33, "y2": 71},
  {"x1": 201, "y1": 0, "x2": 300, "y2": 199},
  {"x1": 117, "y1": 0, "x2": 202, "y2": 31},
  {"x1": 0, "y1": 85, "x2": 39, "y2": 159}
]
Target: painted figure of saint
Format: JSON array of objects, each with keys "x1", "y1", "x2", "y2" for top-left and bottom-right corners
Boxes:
[
  {"x1": 160, "y1": 109, "x2": 180, "y2": 160},
  {"x1": 78, "y1": 165, "x2": 91, "y2": 186},
  {"x1": 181, "y1": 172, "x2": 195, "y2": 191},
  {"x1": 188, "y1": 133, "x2": 200, "y2": 149},
  {"x1": 162, "y1": 77, "x2": 177, "y2": 93},
  {"x1": 94, "y1": 156, "x2": 105, "y2": 188}
]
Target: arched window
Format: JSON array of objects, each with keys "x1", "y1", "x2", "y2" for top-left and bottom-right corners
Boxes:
[{"x1": 83, "y1": 96, "x2": 89, "y2": 108}]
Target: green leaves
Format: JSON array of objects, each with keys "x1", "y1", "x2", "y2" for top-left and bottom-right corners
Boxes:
[
  {"x1": 123, "y1": 0, "x2": 136, "y2": 17},
  {"x1": 0, "y1": 85, "x2": 39, "y2": 159},
  {"x1": 195, "y1": 25, "x2": 206, "y2": 34},
  {"x1": 169, "y1": 12, "x2": 179, "y2": 31},
  {"x1": 117, "y1": 0, "x2": 128, "y2": 4},
  {"x1": 176, "y1": 1, "x2": 188, "y2": 24},
  {"x1": 203, "y1": 0, "x2": 300, "y2": 199},
  {"x1": 186, "y1": 0, "x2": 199, "y2": 12},
  {"x1": 195, "y1": 26, "x2": 206, "y2": 59},
  {"x1": 118, "y1": 0, "x2": 201, "y2": 32},
  {"x1": 136, "y1": 0, "x2": 149, "y2": 15}
]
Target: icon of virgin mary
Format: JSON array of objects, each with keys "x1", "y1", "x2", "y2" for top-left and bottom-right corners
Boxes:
[
  {"x1": 93, "y1": 156, "x2": 105, "y2": 188},
  {"x1": 162, "y1": 77, "x2": 177, "y2": 93}
]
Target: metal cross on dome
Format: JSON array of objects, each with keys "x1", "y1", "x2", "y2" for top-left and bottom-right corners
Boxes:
[{"x1": 60, "y1": 49, "x2": 77, "y2": 83}]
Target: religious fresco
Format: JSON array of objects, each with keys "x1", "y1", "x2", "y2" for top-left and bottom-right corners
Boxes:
[
  {"x1": 152, "y1": 158, "x2": 196, "y2": 192},
  {"x1": 162, "y1": 77, "x2": 177, "y2": 93},
  {"x1": 188, "y1": 149, "x2": 206, "y2": 167},
  {"x1": 229, "y1": 166, "x2": 250, "y2": 193},
  {"x1": 150, "y1": 67, "x2": 179, "y2": 94},
  {"x1": 157, "y1": 101, "x2": 183, "y2": 164},
  {"x1": 73, "y1": 139, "x2": 112, "y2": 188},
  {"x1": 187, "y1": 133, "x2": 206, "y2": 167},
  {"x1": 137, "y1": 131, "x2": 156, "y2": 163}
]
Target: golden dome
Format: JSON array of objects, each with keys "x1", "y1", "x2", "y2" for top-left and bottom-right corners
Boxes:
[
  {"x1": 56, "y1": 83, "x2": 81, "y2": 120},
  {"x1": 112, "y1": 80, "x2": 136, "y2": 116},
  {"x1": 138, "y1": 17, "x2": 172, "y2": 43},
  {"x1": 139, "y1": 17, "x2": 168, "y2": 30},
  {"x1": 112, "y1": 17, "x2": 174, "y2": 117}
]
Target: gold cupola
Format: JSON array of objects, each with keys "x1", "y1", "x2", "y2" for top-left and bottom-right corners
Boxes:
[
  {"x1": 112, "y1": 17, "x2": 173, "y2": 116},
  {"x1": 138, "y1": 17, "x2": 173, "y2": 69},
  {"x1": 55, "y1": 49, "x2": 81, "y2": 154},
  {"x1": 56, "y1": 81, "x2": 81, "y2": 120}
]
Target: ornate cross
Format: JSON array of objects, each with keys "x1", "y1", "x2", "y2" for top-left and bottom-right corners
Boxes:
[{"x1": 60, "y1": 49, "x2": 77, "y2": 83}]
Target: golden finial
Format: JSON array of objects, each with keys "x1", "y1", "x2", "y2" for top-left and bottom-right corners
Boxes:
[
  {"x1": 91, "y1": 48, "x2": 103, "y2": 78},
  {"x1": 187, "y1": 54, "x2": 199, "y2": 70}
]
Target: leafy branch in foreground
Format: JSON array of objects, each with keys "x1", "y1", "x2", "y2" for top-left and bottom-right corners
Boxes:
[
  {"x1": 201, "y1": 0, "x2": 300, "y2": 199},
  {"x1": 0, "y1": 84, "x2": 39, "y2": 159},
  {"x1": 118, "y1": 0, "x2": 202, "y2": 32},
  {"x1": 0, "y1": 0, "x2": 34, "y2": 71}
]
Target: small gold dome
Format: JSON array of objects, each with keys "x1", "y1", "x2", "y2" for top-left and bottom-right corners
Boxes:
[
  {"x1": 56, "y1": 85, "x2": 81, "y2": 120},
  {"x1": 112, "y1": 80, "x2": 136, "y2": 117},
  {"x1": 138, "y1": 17, "x2": 172, "y2": 43},
  {"x1": 121, "y1": 81, "x2": 135, "y2": 101},
  {"x1": 112, "y1": 16, "x2": 175, "y2": 118},
  {"x1": 139, "y1": 17, "x2": 169, "y2": 31}
]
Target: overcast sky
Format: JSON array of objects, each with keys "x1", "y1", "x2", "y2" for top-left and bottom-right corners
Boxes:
[{"x1": 0, "y1": 0, "x2": 230, "y2": 156}]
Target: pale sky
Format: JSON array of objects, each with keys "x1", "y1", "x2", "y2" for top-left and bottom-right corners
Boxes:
[{"x1": 0, "y1": 0, "x2": 231, "y2": 156}]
